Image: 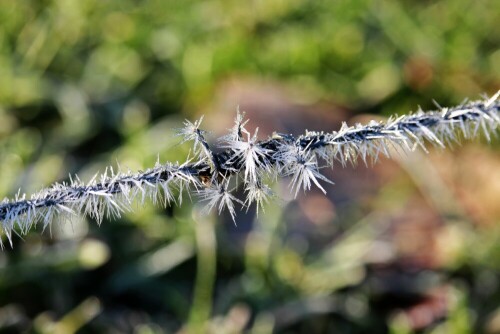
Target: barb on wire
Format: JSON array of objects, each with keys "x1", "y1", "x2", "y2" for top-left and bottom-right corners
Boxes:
[{"x1": 0, "y1": 92, "x2": 499, "y2": 247}]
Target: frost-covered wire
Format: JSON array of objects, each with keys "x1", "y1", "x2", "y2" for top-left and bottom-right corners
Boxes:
[{"x1": 0, "y1": 92, "x2": 499, "y2": 246}]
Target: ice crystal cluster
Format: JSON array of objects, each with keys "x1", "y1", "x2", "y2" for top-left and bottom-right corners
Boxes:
[{"x1": 0, "y1": 93, "x2": 499, "y2": 246}]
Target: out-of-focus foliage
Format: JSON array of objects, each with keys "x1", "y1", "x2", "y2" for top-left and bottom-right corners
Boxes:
[{"x1": 0, "y1": 0, "x2": 499, "y2": 333}]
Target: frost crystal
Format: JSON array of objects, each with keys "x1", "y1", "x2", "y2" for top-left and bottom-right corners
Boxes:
[
  {"x1": 244, "y1": 183, "x2": 273, "y2": 215},
  {"x1": 277, "y1": 145, "x2": 333, "y2": 197},
  {"x1": 0, "y1": 92, "x2": 499, "y2": 246},
  {"x1": 222, "y1": 128, "x2": 271, "y2": 185},
  {"x1": 198, "y1": 184, "x2": 243, "y2": 223}
]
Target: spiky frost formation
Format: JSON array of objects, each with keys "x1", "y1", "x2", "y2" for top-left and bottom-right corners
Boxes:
[
  {"x1": 276, "y1": 145, "x2": 334, "y2": 197},
  {"x1": 0, "y1": 92, "x2": 499, "y2": 246},
  {"x1": 244, "y1": 182, "x2": 273, "y2": 215},
  {"x1": 221, "y1": 127, "x2": 272, "y2": 185},
  {"x1": 0, "y1": 161, "x2": 202, "y2": 247},
  {"x1": 198, "y1": 183, "x2": 243, "y2": 223}
]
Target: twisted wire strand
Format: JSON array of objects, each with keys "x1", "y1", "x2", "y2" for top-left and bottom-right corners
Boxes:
[{"x1": 0, "y1": 92, "x2": 498, "y2": 246}]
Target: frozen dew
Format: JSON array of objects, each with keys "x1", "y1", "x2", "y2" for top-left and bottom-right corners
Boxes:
[
  {"x1": 276, "y1": 144, "x2": 334, "y2": 198},
  {"x1": 244, "y1": 182, "x2": 273, "y2": 215},
  {"x1": 176, "y1": 116, "x2": 213, "y2": 161},
  {"x1": 222, "y1": 127, "x2": 271, "y2": 186},
  {"x1": 177, "y1": 116, "x2": 205, "y2": 147},
  {"x1": 198, "y1": 183, "x2": 243, "y2": 223},
  {"x1": 221, "y1": 108, "x2": 249, "y2": 143},
  {"x1": 0, "y1": 93, "x2": 498, "y2": 245}
]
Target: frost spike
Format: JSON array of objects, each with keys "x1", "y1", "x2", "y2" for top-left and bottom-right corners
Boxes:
[{"x1": 0, "y1": 92, "x2": 498, "y2": 246}]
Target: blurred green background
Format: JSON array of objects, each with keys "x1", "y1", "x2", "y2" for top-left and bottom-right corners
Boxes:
[{"x1": 0, "y1": 0, "x2": 499, "y2": 333}]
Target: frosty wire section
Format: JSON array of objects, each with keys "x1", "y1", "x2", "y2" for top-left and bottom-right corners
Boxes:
[{"x1": 0, "y1": 93, "x2": 499, "y2": 246}]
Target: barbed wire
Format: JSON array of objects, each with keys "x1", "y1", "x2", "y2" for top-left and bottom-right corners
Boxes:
[{"x1": 0, "y1": 92, "x2": 499, "y2": 247}]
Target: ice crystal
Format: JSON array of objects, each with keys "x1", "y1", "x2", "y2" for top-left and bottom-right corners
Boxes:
[
  {"x1": 198, "y1": 184, "x2": 243, "y2": 223},
  {"x1": 222, "y1": 128, "x2": 271, "y2": 185},
  {"x1": 0, "y1": 92, "x2": 498, "y2": 247}
]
